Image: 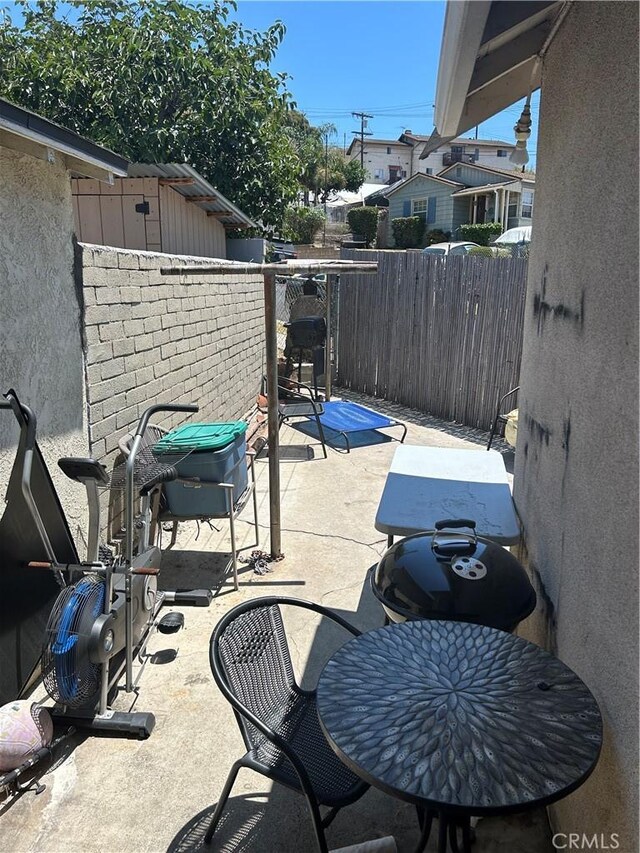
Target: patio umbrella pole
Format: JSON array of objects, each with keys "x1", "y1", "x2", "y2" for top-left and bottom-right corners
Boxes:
[{"x1": 263, "y1": 271, "x2": 282, "y2": 557}]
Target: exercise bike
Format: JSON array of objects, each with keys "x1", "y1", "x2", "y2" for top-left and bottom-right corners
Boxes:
[{"x1": 3, "y1": 393, "x2": 209, "y2": 739}]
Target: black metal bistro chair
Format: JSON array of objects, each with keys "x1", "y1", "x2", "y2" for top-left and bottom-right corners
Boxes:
[
  {"x1": 277, "y1": 376, "x2": 328, "y2": 459},
  {"x1": 204, "y1": 597, "x2": 369, "y2": 853},
  {"x1": 487, "y1": 385, "x2": 520, "y2": 450}
]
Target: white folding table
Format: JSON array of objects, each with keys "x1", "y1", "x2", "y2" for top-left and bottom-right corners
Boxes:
[{"x1": 375, "y1": 445, "x2": 520, "y2": 546}]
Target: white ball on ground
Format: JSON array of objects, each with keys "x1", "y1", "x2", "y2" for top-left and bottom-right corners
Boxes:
[{"x1": 0, "y1": 700, "x2": 54, "y2": 771}]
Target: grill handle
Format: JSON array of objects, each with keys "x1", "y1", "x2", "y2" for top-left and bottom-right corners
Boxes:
[{"x1": 432, "y1": 519, "x2": 477, "y2": 558}]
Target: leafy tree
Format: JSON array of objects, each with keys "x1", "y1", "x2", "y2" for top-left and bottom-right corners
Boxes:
[
  {"x1": 284, "y1": 205, "x2": 325, "y2": 244},
  {"x1": 0, "y1": 0, "x2": 300, "y2": 228},
  {"x1": 314, "y1": 146, "x2": 367, "y2": 203}
]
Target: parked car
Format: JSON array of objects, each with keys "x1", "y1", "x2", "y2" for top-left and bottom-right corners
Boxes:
[
  {"x1": 493, "y1": 225, "x2": 532, "y2": 246},
  {"x1": 422, "y1": 241, "x2": 481, "y2": 256}
]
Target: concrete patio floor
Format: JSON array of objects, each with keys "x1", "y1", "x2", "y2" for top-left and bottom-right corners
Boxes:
[{"x1": 1, "y1": 392, "x2": 552, "y2": 853}]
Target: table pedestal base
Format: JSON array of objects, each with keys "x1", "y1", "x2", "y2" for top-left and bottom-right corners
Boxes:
[{"x1": 415, "y1": 808, "x2": 473, "y2": 853}]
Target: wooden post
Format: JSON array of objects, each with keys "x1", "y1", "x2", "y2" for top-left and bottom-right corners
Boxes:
[{"x1": 263, "y1": 272, "x2": 282, "y2": 557}]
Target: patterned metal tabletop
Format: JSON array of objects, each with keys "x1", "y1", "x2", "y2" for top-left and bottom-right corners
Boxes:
[{"x1": 317, "y1": 620, "x2": 601, "y2": 815}]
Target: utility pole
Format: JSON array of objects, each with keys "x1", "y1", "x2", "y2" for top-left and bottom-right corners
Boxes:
[{"x1": 351, "y1": 111, "x2": 373, "y2": 169}]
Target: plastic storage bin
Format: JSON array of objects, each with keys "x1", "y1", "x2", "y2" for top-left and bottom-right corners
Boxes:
[{"x1": 153, "y1": 422, "x2": 248, "y2": 518}]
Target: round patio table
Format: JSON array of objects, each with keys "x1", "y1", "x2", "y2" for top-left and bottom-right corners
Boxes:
[{"x1": 317, "y1": 620, "x2": 602, "y2": 853}]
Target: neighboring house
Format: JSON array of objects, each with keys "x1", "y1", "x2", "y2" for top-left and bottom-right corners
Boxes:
[
  {"x1": 400, "y1": 131, "x2": 517, "y2": 176},
  {"x1": 0, "y1": 97, "x2": 128, "y2": 538},
  {"x1": 348, "y1": 132, "x2": 516, "y2": 184},
  {"x1": 73, "y1": 163, "x2": 255, "y2": 259},
  {"x1": 428, "y1": 1, "x2": 638, "y2": 848},
  {"x1": 346, "y1": 138, "x2": 412, "y2": 185},
  {"x1": 325, "y1": 183, "x2": 383, "y2": 223},
  {"x1": 369, "y1": 161, "x2": 534, "y2": 245}
]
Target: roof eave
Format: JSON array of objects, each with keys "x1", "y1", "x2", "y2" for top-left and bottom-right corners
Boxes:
[
  {"x1": 0, "y1": 99, "x2": 128, "y2": 179},
  {"x1": 422, "y1": 1, "x2": 564, "y2": 158}
]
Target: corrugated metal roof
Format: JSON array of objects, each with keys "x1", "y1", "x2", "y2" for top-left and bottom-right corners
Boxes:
[{"x1": 127, "y1": 163, "x2": 256, "y2": 229}]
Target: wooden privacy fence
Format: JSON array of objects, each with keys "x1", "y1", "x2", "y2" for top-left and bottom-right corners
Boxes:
[{"x1": 337, "y1": 250, "x2": 528, "y2": 432}]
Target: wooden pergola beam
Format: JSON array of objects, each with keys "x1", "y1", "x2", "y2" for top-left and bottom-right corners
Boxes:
[
  {"x1": 185, "y1": 195, "x2": 218, "y2": 203},
  {"x1": 158, "y1": 177, "x2": 195, "y2": 186}
]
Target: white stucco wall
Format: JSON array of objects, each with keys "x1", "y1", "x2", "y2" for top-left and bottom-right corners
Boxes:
[
  {"x1": 0, "y1": 146, "x2": 89, "y2": 548},
  {"x1": 513, "y1": 3, "x2": 638, "y2": 847}
]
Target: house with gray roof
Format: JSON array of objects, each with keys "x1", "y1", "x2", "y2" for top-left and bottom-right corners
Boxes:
[{"x1": 368, "y1": 160, "x2": 535, "y2": 245}]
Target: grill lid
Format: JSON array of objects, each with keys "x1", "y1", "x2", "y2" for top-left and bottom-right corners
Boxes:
[{"x1": 372, "y1": 519, "x2": 536, "y2": 631}]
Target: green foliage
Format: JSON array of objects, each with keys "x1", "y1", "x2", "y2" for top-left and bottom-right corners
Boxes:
[
  {"x1": 347, "y1": 206, "x2": 379, "y2": 247},
  {"x1": 0, "y1": 0, "x2": 301, "y2": 228},
  {"x1": 468, "y1": 246, "x2": 495, "y2": 257},
  {"x1": 458, "y1": 222, "x2": 503, "y2": 246},
  {"x1": 391, "y1": 216, "x2": 424, "y2": 249},
  {"x1": 424, "y1": 228, "x2": 451, "y2": 246},
  {"x1": 284, "y1": 205, "x2": 325, "y2": 244}
]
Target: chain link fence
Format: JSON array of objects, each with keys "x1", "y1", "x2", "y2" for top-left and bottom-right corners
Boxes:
[{"x1": 274, "y1": 274, "x2": 340, "y2": 378}]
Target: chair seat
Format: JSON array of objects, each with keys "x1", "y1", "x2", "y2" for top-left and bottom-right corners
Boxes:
[
  {"x1": 279, "y1": 401, "x2": 325, "y2": 418},
  {"x1": 249, "y1": 688, "x2": 367, "y2": 807}
]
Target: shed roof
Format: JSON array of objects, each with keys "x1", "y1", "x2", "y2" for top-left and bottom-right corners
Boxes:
[
  {"x1": 401, "y1": 132, "x2": 514, "y2": 148},
  {"x1": 0, "y1": 97, "x2": 128, "y2": 180},
  {"x1": 127, "y1": 163, "x2": 256, "y2": 229},
  {"x1": 367, "y1": 171, "x2": 464, "y2": 201}
]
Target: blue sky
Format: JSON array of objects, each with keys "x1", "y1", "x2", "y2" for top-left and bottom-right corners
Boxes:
[
  {"x1": 1, "y1": 0, "x2": 539, "y2": 166},
  {"x1": 232, "y1": 1, "x2": 539, "y2": 166}
]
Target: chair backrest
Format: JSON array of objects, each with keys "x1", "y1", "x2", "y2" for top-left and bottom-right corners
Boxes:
[{"x1": 214, "y1": 603, "x2": 297, "y2": 750}]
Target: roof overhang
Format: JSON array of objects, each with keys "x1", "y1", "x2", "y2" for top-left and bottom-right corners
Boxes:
[
  {"x1": 0, "y1": 98, "x2": 128, "y2": 180},
  {"x1": 128, "y1": 163, "x2": 256, "y2": 230},
  {"x1": 451, "y1": 180, "x2": 520, "y2": 197},
  {"x1": 421, "y1": 1, "x2": 565, "y2": 158}
]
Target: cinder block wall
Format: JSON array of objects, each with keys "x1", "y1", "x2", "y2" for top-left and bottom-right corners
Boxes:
[{"x1": 78, "y1": 244, "x2": 264, "y2": 471}]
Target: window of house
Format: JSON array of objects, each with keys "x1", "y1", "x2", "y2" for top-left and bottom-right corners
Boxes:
[
  {"x1": 451, "y1": 145, "x2": 464, "y2": 155},
  {"x1": 508, "y1": 196, "x2": 518, "y2": 221},
  {"x1": 401, "y1": 170, "x2": 407, "y2": 178},
  {"x1": 521, "y1": 190, "x2": 534, "y2": 218},
  {"x1": 425, "y1": 168, "x2": 433, "y2": 175},
  {"x1": 412, "y1": 198, "x2": 428, "y2": 220},
  {"x1": 386, "y1": 146, "x2": 391, "y2": 154},
  {"x1": 412, "y1": 197, "x2": 436, "y2": 223},
  {"x1": 474, "y1": 148, "x2": 480, "y2": 161},
  {"x1": 497, "y1": 149, "x2": 508, "y2": 157},
  {"x1": 374, "y1": 168, "x2": 385, "y2": 180}
]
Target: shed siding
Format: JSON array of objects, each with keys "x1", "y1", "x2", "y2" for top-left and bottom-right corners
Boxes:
[
  {"x1": 388, "y1": 176, "x2": 458, "y2": 243},
  {"x1": 159, "y1": 184, "x2": 226, "y2": 258}
]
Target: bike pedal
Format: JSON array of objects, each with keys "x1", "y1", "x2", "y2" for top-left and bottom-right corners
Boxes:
[{"x1": 157, "y1": 612, "x2": 185, "y2": 634}]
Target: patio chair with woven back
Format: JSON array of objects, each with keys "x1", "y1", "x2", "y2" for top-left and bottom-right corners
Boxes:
[
  {"x1": 204, "y1": 597, "x2": 369, "y2": 853},
  {"x1": 486, "y1": 385, "x2": 520, "y2": 450}
]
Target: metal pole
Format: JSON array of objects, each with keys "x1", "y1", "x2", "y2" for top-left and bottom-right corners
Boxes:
[
  {"x1": 263, "y1": 272, "x2": 282, "y2": 557},
  {"x1": 325, "y1": 274, "x2": 333, "y2": 401}
]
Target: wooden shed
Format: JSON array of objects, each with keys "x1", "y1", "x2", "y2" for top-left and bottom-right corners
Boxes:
[{"x1": 72, "y1": 162, "x2": 255, "y2": 259}]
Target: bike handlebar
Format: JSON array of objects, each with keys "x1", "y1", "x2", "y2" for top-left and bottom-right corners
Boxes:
[{"x1": 135, "y1": 403, "x2": 199, "y2": 438}]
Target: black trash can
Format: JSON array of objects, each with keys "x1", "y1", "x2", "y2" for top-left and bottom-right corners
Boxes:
[{"x1": 370, "y1": 519, "x2": 536, "y2": 633}]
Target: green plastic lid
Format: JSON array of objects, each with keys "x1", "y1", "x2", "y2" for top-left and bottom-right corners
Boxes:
[{"x1": 153, "y1": 421, "x2": 247, "y2": 453}]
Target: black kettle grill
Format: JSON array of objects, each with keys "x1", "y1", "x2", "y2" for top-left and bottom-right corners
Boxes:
[{"x1": 371, "y1": 519, "x2": 536, "y2": 632}]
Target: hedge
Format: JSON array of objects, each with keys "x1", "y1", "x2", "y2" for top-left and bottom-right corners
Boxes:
[
  {"x1": 458, "y1": 222, "x2": 503, "y2": 246},
  {"x1": 347, "y1": 206, "x2": 379, "y2": 247},
  {"x1": 391, "y1": 216, "x2": 424, "y2": 249}
]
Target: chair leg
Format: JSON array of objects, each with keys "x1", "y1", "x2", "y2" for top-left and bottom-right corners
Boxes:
[
  {"x1": 302, "y1": 790, "x2": 330, "y2": 853},
  {"x1": 229, "y1": 505, "x2": 238, "y2": 591},
  {"x1": 315, "y1": 413, "x2": 328, "y2": 459},
  {"x1": 486, "y1": 419, "x2": 498, "y2": 450},
  {"x1": 204, "y1": 759, "x2": 244, "y2": 844}
]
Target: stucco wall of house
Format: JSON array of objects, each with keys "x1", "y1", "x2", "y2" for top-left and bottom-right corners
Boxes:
[
  {"x1": 79, "y1": 245, "x2": 264, "y2": 538},
  {"x1": 513, "y1": 3, "x2": 639, "y2": 847},
  {"x1": 0, "y1": 146, "x2": 89, "y2": 546}
]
